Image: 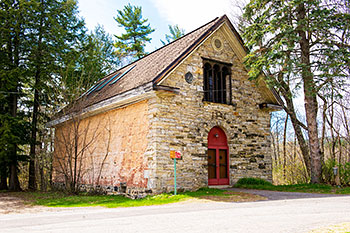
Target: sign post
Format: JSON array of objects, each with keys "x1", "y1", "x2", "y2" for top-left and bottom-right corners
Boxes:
[
  {"x1": 174, "y1": 158, "x2": 177, "y2": 195},
  {"x1": 170, "y1": 150, "x2": 182, "y2": 195}
]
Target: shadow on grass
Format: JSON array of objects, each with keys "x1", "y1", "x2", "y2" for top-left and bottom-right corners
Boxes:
[
  {"x1": 233, "y1": 178, "x2": 350, "y2": 194},
  {"x1": 4, "y1": 188, "x2": 265, "y2": 208},
  {"x1": 234, "y1": 183, "x2": 350, "y2": 194}
]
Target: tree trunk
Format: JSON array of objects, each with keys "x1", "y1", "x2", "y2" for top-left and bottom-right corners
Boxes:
[
  {"x1": 28, "y1": 78, "x2": 39, "y2": 190},
  {"x1": 8, "y1": 92, "x2": 21, "y2": 191},
  {"x1": 280, "y1": 90, "x2": 310, "y2": 177},
  {"x1": 29, "y1": 0, "x2": 44, "y2": 191},
  {"x1": 7, "y1": 2, "x2": 22, "y2": 191},
  {"x1": 297, "y1": 3, "x2": 322, "y2": 183},
  {"x1": 283, "y1": 115, "x2": 288, "y2": 181},
  {"x1": 276, "y1": 66, "x2": 310, "y2": 177},
  {"x1": 276, "y1": 119, "x2": 281, "y2": 166},
  {"x1": 0, "y1": 164, "x2": 8, "y2": 190},
  {"x1": 40, "y1": 164, "x2": 46, "y2": 191},
  {"x1": 28, "y1": 88, "x2": 39, "y2": 190},
  {"x1": 9, "y1": 163, "x2": 21, "y2": 191},
  {"x1": 304, "y1": 94, "x2": 322, "y2": 184}
]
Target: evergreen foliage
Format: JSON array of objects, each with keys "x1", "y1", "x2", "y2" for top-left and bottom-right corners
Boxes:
[
  {"x1": 0, "y1": 0, "x2": 31, "y2": 191},
  {"x1": 160, "y1": 25, "x2": 185, "y2": 45},
  {"x1": 242, "y1": 0, "x2": 350, "y2": 183},
  {"x1": 0, "y1": 0, "x2": 119, "y2": 191},
  {"x1": 114, "y1": 4, "x2": 155, "y2": 60}
]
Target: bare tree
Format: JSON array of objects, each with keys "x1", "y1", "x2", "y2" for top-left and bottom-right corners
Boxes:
[
  {"x1": 53, "y1": 111, "x2": 98, "y2": 193},
  {"x1": 96, "y1": 116, "x2": 113, "y2": 187}
]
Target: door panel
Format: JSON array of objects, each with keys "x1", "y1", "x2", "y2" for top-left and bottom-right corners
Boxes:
[
  {"x1": 208, "y1": 127, "x2": 229, "y2": 186},
  {"x1": 219, "y1": 149, "x2": 228, "y2": 179},
  {"x1": 208, "y1": 149, "x2": 216, "y2": 179}
]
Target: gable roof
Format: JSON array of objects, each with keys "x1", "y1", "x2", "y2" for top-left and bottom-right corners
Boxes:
[{"x1": 50, "y1": 15, "x2": 280, "y2": 125}]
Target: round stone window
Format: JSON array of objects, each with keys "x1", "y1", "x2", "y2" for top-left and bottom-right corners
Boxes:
[
  {"x1": 212, "y1": 36, "x2": 224, "y2": 52},
  {"x1": 185, "y1": 72, "x2": 193, "y2": 84},
  {"x1": 214, "y1": 39, "x2": 222, "y2": 48}
]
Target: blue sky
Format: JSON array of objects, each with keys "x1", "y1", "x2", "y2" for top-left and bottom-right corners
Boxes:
[
  {"x1": 78, "y1": 0, "x2": 234, "y2": 52},
  {"x1": 78, "y1": 0, "x2": 306, "y2": 115}
]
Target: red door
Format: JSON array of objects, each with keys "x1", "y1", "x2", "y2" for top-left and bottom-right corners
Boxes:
[{"x1": 208, "y1": 127, "x2": 229, "y2": 185}]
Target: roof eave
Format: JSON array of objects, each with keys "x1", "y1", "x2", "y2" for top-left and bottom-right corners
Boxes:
[
  {"x1": 47, "y1": 82, "x2": 154, "y2": 127},
  {"x1": 152, "y1": 16, "x2": 229, "y2": 85}
]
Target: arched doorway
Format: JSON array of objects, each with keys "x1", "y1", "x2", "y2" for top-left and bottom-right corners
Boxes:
[{"x1": 207, "y1": 126, "x2": 229, "y2": 185}]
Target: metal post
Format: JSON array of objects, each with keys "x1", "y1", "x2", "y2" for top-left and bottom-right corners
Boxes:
[{"x1": 174, "y1": 158, "x2": 177, "y2": 195}]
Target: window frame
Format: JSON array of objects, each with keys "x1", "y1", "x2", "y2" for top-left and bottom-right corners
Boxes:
[{"x1": 202, "y1": 58, "x2": 232, "y2": 105}]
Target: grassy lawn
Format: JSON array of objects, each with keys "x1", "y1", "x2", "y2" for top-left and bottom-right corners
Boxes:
[
  {"x1": 4, "y1": 178, "x2": 349, "y2": 210},
  {"x1": 234, "y1": 178, "x2": 350, "y2": 194},
  {"x1": 8, "y1": 188, "x2": 264, "y2": 208}
]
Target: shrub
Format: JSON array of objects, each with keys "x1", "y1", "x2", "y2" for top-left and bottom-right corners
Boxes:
[
  {"x1": 340, "y1": 162, "x2": 350, "y2": 185},
  {"x1": 236, "y1": 177, "x2": 273, "y2": 186},
  {"x1": 322, "y1": 159, "x2": 337, "y2": 184},
  {"x1": 322, "y1": 159, "x2": 350, "y2": 186}
]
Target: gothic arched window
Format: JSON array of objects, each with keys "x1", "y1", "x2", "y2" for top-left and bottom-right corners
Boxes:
[{"x1": 203, "y1": 59, "x2": 232, "y2": 104}]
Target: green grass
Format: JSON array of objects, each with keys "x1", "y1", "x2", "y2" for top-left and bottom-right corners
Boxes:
[
  {"x1": 234, "y1": 178, "x2": 350, "y2": 194},
  {"x1": 6, "y1": 179, "x2": 349, "y2": 209},
  {"x1": 15, "y1": 188, "x2": 230, "y2": 208}
]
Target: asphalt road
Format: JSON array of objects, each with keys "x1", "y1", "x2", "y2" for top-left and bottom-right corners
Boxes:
[{"x1": 1, "y1": 191, "x2": 350, "y2": 233}]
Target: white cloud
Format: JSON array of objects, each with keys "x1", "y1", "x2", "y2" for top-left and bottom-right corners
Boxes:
[
  {"x1": 78, "y1": 0, "x2": 123, "y2": 36},
  {"x1": 150, "y1": 0, "x2": 233, "y2": 32}
]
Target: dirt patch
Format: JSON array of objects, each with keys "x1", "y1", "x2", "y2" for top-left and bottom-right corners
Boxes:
[
  {"x1": 0, "y1": 192, "x2": 52, "y2": 214},
  {"x1": 197, "y1": 191, "x2": 267, "y2": 202}
]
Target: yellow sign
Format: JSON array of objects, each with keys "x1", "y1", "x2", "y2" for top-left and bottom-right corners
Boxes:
[{"x1": 170, "y1": 150, "x2": 182, "y2": 159}]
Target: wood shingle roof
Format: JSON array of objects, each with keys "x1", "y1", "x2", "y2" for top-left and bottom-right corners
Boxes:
[
  {"x1": 73, "y1": 16, "x2": 232, "y2": 111},
  {"x1": 50, "y1": 15, "x2": 281, "y2": 125}
]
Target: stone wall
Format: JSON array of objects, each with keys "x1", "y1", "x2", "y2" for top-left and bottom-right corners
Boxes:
[
  {"x1": 53, "y1": 100, "x2": 153, "y2": 196},
  {"x1": 149, "y1": 26, "x2": 273, "y2": 192},
  {"x1": 52, "y1": 24, "x2": 275, "y2": 196}
]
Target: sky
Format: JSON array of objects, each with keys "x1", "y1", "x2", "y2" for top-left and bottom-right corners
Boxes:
[
  {"x1": 78, "y1": 0, "x2": 234, "y2": 52},
  {"x1": 77, "y1": 0, "x2": 305, "y2": 118}
]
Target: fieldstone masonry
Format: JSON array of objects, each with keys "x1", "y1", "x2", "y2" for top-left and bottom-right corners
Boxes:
[
  {"x1": 53, "y1": 24, "x2": 274, "y2": 197},
  {"x1": 147, "y1": 27, "x2": 273, "y2": 193}
]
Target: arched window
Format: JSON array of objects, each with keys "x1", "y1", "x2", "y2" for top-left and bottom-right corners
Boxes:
[
  {"x1": 203, "y1": 59, "x2": 232, "y2": 104},
  {"x1": 203, "y1": 63, "x2": 212, "y2": 101}
]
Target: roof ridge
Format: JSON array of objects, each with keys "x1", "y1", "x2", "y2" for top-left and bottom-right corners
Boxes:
[
  {"x1": 86, "y1": 16, "x2": 223, "y2": 91},
  {"x1": 154, "y1": 16, "x2": 220, "y2": 52},
  {"x1": 86, "y1": 16, "x2": 225, "y2": 97},
  {"x1": 111, "y1": 16, "x2": 221, "y2": 73},
  {"x1": 152, "y1": 15, "x2": 228, "y2": 84}
]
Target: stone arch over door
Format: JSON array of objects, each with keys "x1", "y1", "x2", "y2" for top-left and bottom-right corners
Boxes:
[{"x1": 207, "y1": 126, "x2": 229, "y2": 185}]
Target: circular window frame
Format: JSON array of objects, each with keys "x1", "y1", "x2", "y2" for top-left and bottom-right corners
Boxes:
[
  {"x1": 185, "y1": 72, "x2": 194, "y2": 84},
  {"x1": 211, "y1": 36, "x2": 224, "y2": 52}
]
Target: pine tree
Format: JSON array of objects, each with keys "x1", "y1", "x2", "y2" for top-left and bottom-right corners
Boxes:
[
  {"x1": 114, "y1": 4, "x2": 155, "y2": 60},
  {"x1": 60, "y1": 25, "x2": 120, "y2": 103},
  {"x1": 161, "y1": 25, "x2": 185, "y2": 45},
  {"x1": 0, "y1": 0, "x2": 120, "y2": 191},
  {"x1": 0, "y1": 0, "x2": 30, "y2": 191},
  {"x1": 242, "y1": 0, "x2": 350, "y2": 183},
  {"x1": 26, "y1": 0, "x2": 86, "y2": 190}
]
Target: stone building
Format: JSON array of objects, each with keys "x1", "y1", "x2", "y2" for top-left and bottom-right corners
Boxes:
[{"x1": 49, "y1": 15, "x2": 281, "y2": 197}]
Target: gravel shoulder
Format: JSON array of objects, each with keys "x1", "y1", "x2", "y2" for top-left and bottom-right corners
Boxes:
[
  {"x1": 0, "y1": 192, "x2": 52, "y2": 214},
  {"x1": 0, "y1": 192, "x2": 104, "y2": 215}
]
